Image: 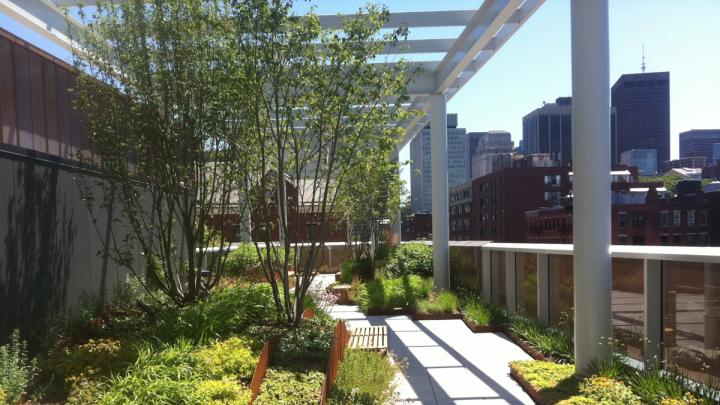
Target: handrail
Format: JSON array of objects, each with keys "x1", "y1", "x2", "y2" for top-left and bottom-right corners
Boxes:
[{"x1": 478, "y1": 241, "x2": 720, "y2": 263}]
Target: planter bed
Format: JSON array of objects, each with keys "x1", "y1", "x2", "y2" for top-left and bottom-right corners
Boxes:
[
  {"x1": 509, "y1": 366, "x2": 546, "y2": 405},
  {"x1": 330, "y1": 284, "x2": 353, "y2": 305},
  {"x1": 462, "y1": 317, "x2": 502, "y2": 333},
  {"x1": 501, "y1": 326, "x2": 549, "y2": 361},
  {"x1": 412, "y1": 311, "x2": 463, "y2": 321},
  {"x1": 365, "y1": 308, "x2": 412, "y2": 316}
]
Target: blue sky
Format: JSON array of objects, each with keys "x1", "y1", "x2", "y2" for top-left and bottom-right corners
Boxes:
[{"x1": 2, "y1": 0, "x2": 719, "y2": 191}]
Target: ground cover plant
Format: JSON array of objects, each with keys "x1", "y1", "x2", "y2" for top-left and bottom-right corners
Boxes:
[
  {"x1": 512, "y1": 358, "x2": 719, "y2": 404},
  {"x1": 414, "y1": 290, "x2": 459, "y2": 314},
  {"x1": 385, "y1": 242, "x2": 433, "y2": 278},
  {"x1": 356, "y1": 275, "x2": 434, "y2": 312},
  {"x1": 255, "y1": 368, "x2": 325, "y2": 405},
  {"x1": 330, "y1": 350, "x2": 398, "y2": 405}
]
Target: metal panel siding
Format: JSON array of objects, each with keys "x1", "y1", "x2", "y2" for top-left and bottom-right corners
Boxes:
[
  {"x1": 56, "y1": 67, "x2": 72, "y2": 158},
  {"x1": 0, "y1": 38, "x2": 17, "y2": 145},
  {"x1": 28, "y1": 52, "x2": 47, "y2": 153},
  {"x1": 43, "y1": 60, "x2": 60, "y2": 156},
  {"x1": 68, "y1": 74, "x2": 81, "y2": 157},
  {"x1": 12, "y1": 45, "x2": 33, "y2": 149}
]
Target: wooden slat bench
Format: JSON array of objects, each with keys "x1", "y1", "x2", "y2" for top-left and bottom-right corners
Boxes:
[{"x1": 348, "y1": 326, "x2": 387, "y2": 351}]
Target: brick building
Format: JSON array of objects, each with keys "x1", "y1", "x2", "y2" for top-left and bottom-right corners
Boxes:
[
  {"x1": 449, "y1": 166, "x2": 572, "y2": 241},
  {"x1": 401, "y1": 213, "x2": 432, "y2": 241},
  {"x1": 525, "y1": 182, "x2": 715, "y2": 246}
]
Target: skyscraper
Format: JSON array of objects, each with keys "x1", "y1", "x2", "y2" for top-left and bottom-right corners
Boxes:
[
  {"x1": 470, "y1": 131, "x2": 514, "y2": 178},
  {"x1": 410, "y1": 114, "x2": 469, "y2": 214},
  {"x1": 522, "y1": 97, "x2": 572, "y2": 166},
  {"x1": 679, "y1": 129, "x2": 720, "y2": 163},
  {"x1": 611, "y1": 72, "x2": 670, "y2": 171}
]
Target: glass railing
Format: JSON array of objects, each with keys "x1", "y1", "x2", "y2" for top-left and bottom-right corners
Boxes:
[{"x1": 447, "y1": 241, "x2": 720, "y2": 386}]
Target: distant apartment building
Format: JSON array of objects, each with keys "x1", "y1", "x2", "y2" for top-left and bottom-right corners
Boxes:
[
  {"x1": 611, "y1": 72, "x2": 670, "y2": 170},
  {"x1": 522, "y1": 97, "x2": 572, "y2": 166},
  {"x1": 470, "y1": 131, "x2": 513, "y2": 178},
  {"x1": 714, "y1": 143, "x2": 720, "y2": 166},
  {"x1": 620, "y1": 149, "x2": 657, "y2": 176},
  {"x1": 401, "y1": 213, "x2": 432, "y2": 241},
  {"x1": 662, "y1": 157, "x2": 708, "y2": 173},
  {"x1": 525, "y1": 182, "x2": 714, "y2": 246},
  {"x1": 448, "y1": 167, "x2": 572, "y2": 241},
  {"x1": 679, "y1": 129, "x2": 720, "y2": 163},
  {"x1": 410, "y1": 114, "x2": 470, "y2": 213}
]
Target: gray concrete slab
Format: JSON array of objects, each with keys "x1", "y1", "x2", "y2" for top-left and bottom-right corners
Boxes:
[{"x1": 330, "y1": 305, "x2": 534, "y2": 404}]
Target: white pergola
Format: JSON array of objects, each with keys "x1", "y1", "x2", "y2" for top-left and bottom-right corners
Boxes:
[{"x1": 1, "y1": 0, "x2": 613, "y2": 373}]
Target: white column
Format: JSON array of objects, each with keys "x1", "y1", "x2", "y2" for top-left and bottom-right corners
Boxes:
[
  {"x1": 571, "y1": 0, "x2": 612, "y2": 374},
  {"x1": 537, "y1": 253, "x2": 550, "y2": 325},
  {"x1": 431, "y1": 93, "x2": 450, "y2": 290},
  {"x1": 644, "y1": 259, "x2": 663, "y2": 369}
]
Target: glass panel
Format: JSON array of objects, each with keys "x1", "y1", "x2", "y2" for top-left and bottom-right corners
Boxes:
[
  {"x1": 491, "y1": 251, "x2": 506, "y2": 307},
  {"x1": 663, "y1": 261, "x2": 720, "y2": 385},
  {"x1": 450, "y1": 246, "x2": 481, "y2": 293},
  {"x1": 612, "y1": 258, "x2": 644, "y2": 361},
  {"x1": 516, "y1": 252, "x2": 538, "y2": 318},
  {"x1": 549, "y1": 255, "x2": 573, "y2": 328}
]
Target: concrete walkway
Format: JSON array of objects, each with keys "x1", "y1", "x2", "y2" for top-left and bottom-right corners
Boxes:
[{"x1": 330, "y1": 305, "x2": 534, "y2": 405}]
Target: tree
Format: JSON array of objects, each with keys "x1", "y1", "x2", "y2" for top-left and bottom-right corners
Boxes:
[
  {"x1": 340, "y1": 149, "x2": 404, "y2": 264},
  {"x1": 229, "y1": 0, "x2": 414, "y2": 325},
  {"x1": 71, "y1": 0, "x2": 243, "y2": 304}
]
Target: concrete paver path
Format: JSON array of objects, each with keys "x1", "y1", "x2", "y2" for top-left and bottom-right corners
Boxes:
[{"x1": 329, "y1": 305, "x2": 534, "y2": 405}]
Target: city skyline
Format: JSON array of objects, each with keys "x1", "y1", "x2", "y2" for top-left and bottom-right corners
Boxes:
[{"x1": 1, "y1": 0, "x2": 719, "y2": 192}]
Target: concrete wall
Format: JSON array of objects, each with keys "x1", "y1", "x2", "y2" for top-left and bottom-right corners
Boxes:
[{"x1": 0, "y1": 145, "x2": 134, "y2": 341}]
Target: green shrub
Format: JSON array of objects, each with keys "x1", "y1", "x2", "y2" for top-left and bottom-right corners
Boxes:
[
  {"x1": 339, "y1": 260, "x2": 354, "y2": 284},
  {"x1": 48, "y1": 338, "x2": 137, "y2": 382},
  {"x1": 415, "y1": 290, "x2": 459, "y2": 314},
  {"x1": 385, "y1": 242, "x2": 432, "y2": 278},
  {"x1": 152, "y1": 284, "x2": 276, "y2": 343},
  {"x1": 507, "y1": 315, "x2": 574, "y2": 363},
  {"x1": 194, "y1": 336, "x2": 258, "y2": 381},
  {"x1": 374, "y1": 242, "x2": 392, "y2": 261},
  {"x1": 0, "y1": 330, "x2": 37, "y2": 404},
  {"x1": 357, "y1": 276, "x2": 433, "y2": 312},
  {"x1": 223, "y1": 243, "x2": 260, "y2": 276},
  {"x1": 459, "y1": 293, "x2": 507, "y2": 326},
  {"x1": 255, "y1": 368, "x2": 324, "y2": 405},
  {"x1": 330, "y1": 350, "x2": 397, "y2": 405},
  {"x1": 0, "y1": 388, "x2": 5, "y2": 404}
]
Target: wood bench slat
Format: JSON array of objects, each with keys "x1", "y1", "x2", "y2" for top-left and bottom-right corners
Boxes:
[{"x1": 348, "y1": 326, "x2": 387, "y2": 351}]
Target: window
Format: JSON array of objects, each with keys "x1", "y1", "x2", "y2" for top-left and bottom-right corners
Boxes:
[
  {"x1": 544, "y1": 191, "x2": 561, "y2": 202},
  {"x1": 673, "y1": 234, "x2": 682, "y2": 244},
  {"x1": 673, "y1": 210, "x2": 681, "y2": 226},
  {"x1": 619, "y1": 235, "x2": 628, "y2": 245},
  {"x1": 660, "y1": 211, "x2": 669, "y2": 227},
  {"x1": 687, "y1": 234, "x2": 695, "y2": 244},
  {"x1": 544, "y1": 175, "x2": 561, "y2": 185},
  {"x1": 632, "y1": 236, "x2": 645, "y2": 245},
  {"x1": 699, "y1": 234, "x2": 708, "y2": 245},
  {"x1": 618, "y1": 212, "x2": 627, "y2": 228},
  {"x1": 661, "y1": 235, "x2": 669, "y2": 245},
  {"x1": 632, "y1": 212, "x2": 645, "y2": 227},
  {"x1": 700, "y1": 210, "x2": 708, "y2": 226},
  {"x1": 307, "y1": 223, "x2": 319, "y2": 240},
  {"x1": 688, "y1": 210, "x2": 695, "y2": 226}
]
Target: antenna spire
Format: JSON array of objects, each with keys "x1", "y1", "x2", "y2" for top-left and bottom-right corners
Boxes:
[{"x1": 641, "y1": 44, "x2": 646, "y2": 73}]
